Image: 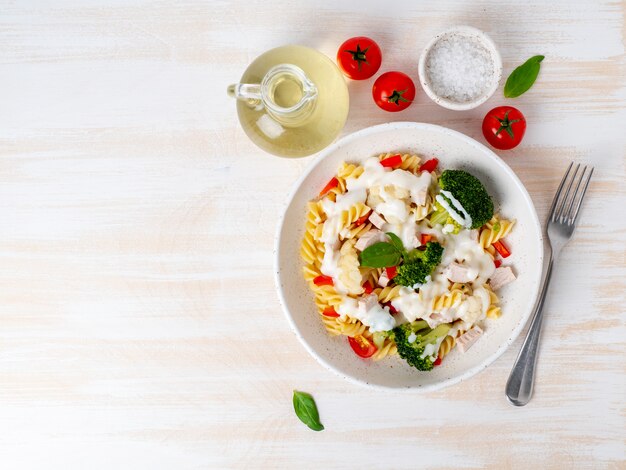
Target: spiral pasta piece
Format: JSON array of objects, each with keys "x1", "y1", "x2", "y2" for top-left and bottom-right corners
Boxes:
[
  {"x1": 373, "y1": 285, "x2": 404, "y2": 303},
  {"x1": 479, "y1": 215, "x2": 515, "y2": 250},
  {"x1": 437, "y1": 328, "x2": 466, "y2": 360},
  {"x1": 337, "y1": 162, "x2": 365, "y2": 181},
  {"x1": 311, "y1": 284, "x2": 342, "y2": 308},
  {"x1": 302, "y1": 264, "x2": 321, "y2": 284},
  {"x1": 450, "y1": 282, "x2": 473, "y2": 295},
  {"x1": 483, "y1": 283, "x2": 502, "y2": 318},
  {"x1": 300, "y1": 202, "x2": 325, "y2": 266},
  {"x1": 431, "y1": 289, "x2": 465, "y2": 312},
  {"x1": 437, "y1": 335, "x2": 456, "y2": 360},
  {"x1": 324, "y1": 317, "x2": 368, "y2": 337},
  {"x1": 371, "y1": 340, "x2": 397, "y2": 361},
  {"x1": 340, "y1": 222, "x2": 372, "y2": 241}
]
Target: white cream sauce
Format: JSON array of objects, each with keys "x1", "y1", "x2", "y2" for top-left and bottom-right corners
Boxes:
[{"x1": 336, "y1": 295, "x2": 396, "y2": 333}]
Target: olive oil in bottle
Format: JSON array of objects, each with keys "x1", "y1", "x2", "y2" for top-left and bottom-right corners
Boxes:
[{"x1": 228, "y1": 45, "x2": 349, "y2": 158}]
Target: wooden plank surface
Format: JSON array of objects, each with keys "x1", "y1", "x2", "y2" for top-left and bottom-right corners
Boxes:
[{"x1": 0, "y1": 0, "x2": 624, "y2": 468}]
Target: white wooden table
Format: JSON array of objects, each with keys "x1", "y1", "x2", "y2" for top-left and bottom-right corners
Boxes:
[{"x1": 1, "y1": 1, "x2": 624, "y2": 468}]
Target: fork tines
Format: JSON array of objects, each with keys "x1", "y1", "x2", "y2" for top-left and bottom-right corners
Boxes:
[{"x1": 550, "y1": 162, "x2": 594, "y2": 226}]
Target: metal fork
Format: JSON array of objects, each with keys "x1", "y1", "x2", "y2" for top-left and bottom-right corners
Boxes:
[{"x1": 505, "y1": 162, "x2": 594, "y2": 406}]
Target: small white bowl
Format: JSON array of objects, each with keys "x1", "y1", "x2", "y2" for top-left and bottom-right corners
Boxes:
[
  {"x1": 275, "y1": 122, "x2": 543, "y2": 391},
  {"x1": 418, "y1": 26, "x2": 502, "y2": 111}
]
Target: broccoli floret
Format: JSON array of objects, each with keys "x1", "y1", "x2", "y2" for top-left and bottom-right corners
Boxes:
[
  {"x1": 433, "y1": 170, "x2": 494, "y2": 229},
  {"x1": 395, "y1": 242, "x2": 444, "y2": 287},
  {"x1": 392, "y1": 322, "x2": 452, "y2": 371}
]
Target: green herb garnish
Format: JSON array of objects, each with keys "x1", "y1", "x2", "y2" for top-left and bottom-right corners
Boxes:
[
  {"x1": 504, "y1": 55, "x2": 545, "y2": 98},
  {"x1": 385, "y1": 232, "x2": 407, "y2": 257},
  {"x1": 293, "y1": 390, "x2": 324, "y2": 431},
  {"x1": 359, "y1": 240, "x2": 403, "y2": 268}
]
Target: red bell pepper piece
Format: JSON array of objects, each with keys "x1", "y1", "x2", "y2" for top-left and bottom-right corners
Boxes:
[
  {"x1": 421, "y1": 234, "x2": 434, "y2": 245},
  {"x1": 313, "y1": 275, "x2": 334, "y2": 286},
  {"x1": 419, "y1": 158, "x2": 439, "y2": 173},
  {"x1": 319, "y1": 177, "x2": 339, "y2": 197},
  {"x1": 383, "y1": 302, "x2": 398, "y2": 315},
  {"x1": 385, "y1": 266, "x2": 397, "y2": 280},
  {"x1": 380, "y1": 154, "x2": 402, "y2": 168},
  {"x1": 322, "y1": 307, "x2": 340, "y2": 318},
  {"x1": 354, "y1": 211, "x2": 371, "y2": 227},
  {"x1": 492, "y1": 240, "x2": 511, "y2": 258}
]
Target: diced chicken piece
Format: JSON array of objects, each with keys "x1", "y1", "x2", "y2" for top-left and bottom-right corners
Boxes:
[
  {"x1": 469, "y1": 229, "x2": 479, "y2": 241},
  {"x1": 369, "y1": 211, "x2": 386, "y2": 229},
  {"x1": 489, "y1": 266, "x2": 517, "y2": 290},
  {"x1": 457, "y1": 326, "x2": 483, "y2": 353},
  {"x1": 377, "y1": 270, "x2": 389, "y2": 287},
  {"x1": 358, "y1": 293, "x2": 379, "y2": 311},
  {"x1": 445, "y1": 262, "x2": 477, "y2": 283},
  {"x1": 354, "y1": 229, "x2": 387, "y2": 251}
]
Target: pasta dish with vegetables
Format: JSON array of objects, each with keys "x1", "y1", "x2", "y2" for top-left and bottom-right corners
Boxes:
[{"x1": 300, "y1": 153, "x2": 516, "y2": 371}]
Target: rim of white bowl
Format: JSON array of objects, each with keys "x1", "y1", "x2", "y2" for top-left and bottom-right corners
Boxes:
[
  {"x1": 418, "y1": 26, "x2": 503, "y2": 111},
  {"x1": 274, "y1": 122, "x2": 543, "y2": 392}
]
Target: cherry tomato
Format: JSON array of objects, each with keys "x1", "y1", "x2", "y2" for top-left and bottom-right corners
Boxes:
[
  {"x1": 482, "y1": 106, "x2": 526, "y2": 150},
  {"x1": 348, "y1": 335, "x2": 377, "y2": 358},
  {"x1": 372, "y1": 71, "x2": 415, "y2": 112},
  {"x1": 337, "y1": 37, "x2": 382, "y2": 80}
]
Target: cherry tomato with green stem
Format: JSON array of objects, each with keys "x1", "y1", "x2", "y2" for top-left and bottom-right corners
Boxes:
[
  {"x1": 482, "y1": 106, "x2": 526, "y2": 150},
  {"x1": 372, "y1": 71, "x2": 415, "y2": 112},
  {"x1": 337, "y1": 37, "x2": 382, "y2": 80}
]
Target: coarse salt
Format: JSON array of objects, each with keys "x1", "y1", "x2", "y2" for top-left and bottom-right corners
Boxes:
[{"x1": 425, "y1": 33, "x2": 495, "y2": 103}]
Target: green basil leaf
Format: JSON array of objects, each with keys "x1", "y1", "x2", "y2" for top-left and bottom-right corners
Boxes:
[
  {"x1": 359, "y1": 242, "x2": 402, "y2": 268},
  {"x1": 504, "y1": 55, "x2": 545, "y2": 98},
  {"x1": 386, "y1": 232, "x2": 407, "y2": 257},
  {"x1": 293, "y1": 390, "x2": 324, "y2": 431}
]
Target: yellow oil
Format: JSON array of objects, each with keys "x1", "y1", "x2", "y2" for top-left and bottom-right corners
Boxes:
[
  {"x1": 271, "y1": 74, "x2": 303, "y2": 108},
  {"x1": 236, "y1": 45, "x2": 349, "y2": 158}
]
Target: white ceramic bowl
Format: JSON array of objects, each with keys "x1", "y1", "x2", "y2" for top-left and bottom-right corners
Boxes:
[
  {"x1": 275, "y1": 122, "x2": 543, "y2": 391},
  {"x1": 418, "y1": 26, "x2": 502, "y2": 111}
]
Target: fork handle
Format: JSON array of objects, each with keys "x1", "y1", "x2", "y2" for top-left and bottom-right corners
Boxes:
[{"x1": 505, "y1": 256, "x2": 555, "y2": 406}]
